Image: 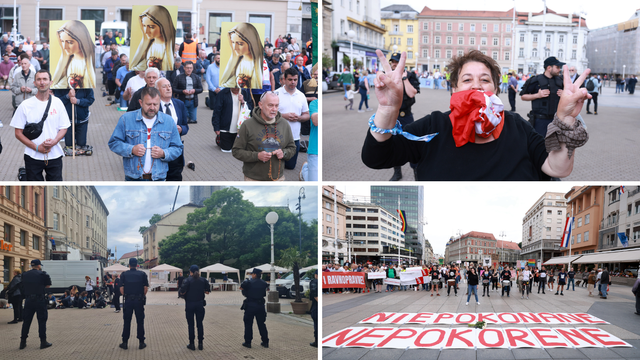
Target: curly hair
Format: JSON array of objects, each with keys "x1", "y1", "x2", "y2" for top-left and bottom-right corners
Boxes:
[{"x1": 447, "y1": 50, "x2": 502, "y2": 95}]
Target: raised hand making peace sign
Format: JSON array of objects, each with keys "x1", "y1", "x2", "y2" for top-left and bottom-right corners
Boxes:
[
  {"x1": 370, "y1": 50, "x2": 407, "y2": 140},
  {"x1": 557, "y1": 64, "x2": 592, "y2": 123}
]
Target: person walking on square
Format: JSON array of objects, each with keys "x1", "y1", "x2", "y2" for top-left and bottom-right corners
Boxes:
[
  {"x1": 556, "y1": 267, "x2": 566, "y2": 296},
  {"x1": 156, "y1": 78, "x2": 189, "y2": 181},
  {"x1": 7, "y1": 269, "x2": 23, "y2": 324},
  {"x1": 113, "y1": 273, "x2": 122, "y2": 313},
  {"x1": 508, "y1": 72, "x2": 518, "y2": 111},
  {"x1": 600, "y1": 267, "x2": 610, "y2": 299},
  {"x1": 19, "y1": 259, "x2": 52, "y2": 350},
  {"x1": 538, "y1": 266, "x2": 547, "y2": 294},
  {"x1": 179, "y1": 265, "x2": 210, "y2": 351},
  {"x1": 481, "y1": 266, "x2": 491, "y2": 297},
  {"x1": 585, "y1": 73, "x2": 600, "y2": 115},
  {"x1": 587, "y1": 270, "x2": 596, "y2": 297},
  {"x1": 466, "y1": 267, "x2": 479, "y2": 305},
  {"x1": 173, "y1": 61, "x2": 203, "y2": 124},
  {"x1": 240, "y1": 268, "x2": 269, "y2": 348},
  {"x1": 521, "y1": 265, "x2": 531, "y2": 299},
  {"x1": 119, "y1": 258, "x2": 149, "y2": 350},
  {"x1": 567, "y1": 267, "x2": 576, "y2": 291},
  {"x1": 501, "y1": 266, "x2": 511, "y2": 297}
]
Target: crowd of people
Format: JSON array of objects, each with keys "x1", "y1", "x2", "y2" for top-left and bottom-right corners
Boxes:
[{"x1": 1, "y1": 30, "x2": 318, "y2": 181}]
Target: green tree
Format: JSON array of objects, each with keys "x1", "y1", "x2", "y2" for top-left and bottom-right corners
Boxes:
[
  {"x1": 342, "y1": 54, "x2": 351, "y2": 69},
  {"x1": 139, "y1": 213, "x2": 162, "y2": 234},
  {"x1": 277, "y1": 247, "x2": 309, "y2": 303},
  {"x1": 322, "y1": 53, "x2": 335, "y2": 69}
]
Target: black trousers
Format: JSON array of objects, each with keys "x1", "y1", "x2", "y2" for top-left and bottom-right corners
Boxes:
[
  {"x1": 482, "y1": 283, "x2": 490, "y2": 295},
  {"x1": 219, "y1": 131, "x2": 236, "y2": 151},
  {"x1": 284, "y1": 140, "x2": 300, "y2": 170},
  {"x1": 208, "y1": 90, "x2": 217, "y2": 110},
  {"x1": 538, "y1": 279, "x2": 547, "y2": 293},
  {"x1": 20, "y1": 298, "x2": 48, "y2": 342},
  {"x1": 311, "y1": 302, "x2": 317, "y2": 342},
  {"x1": 113, "y1": 293, "x2": 121, "y2": 311},
  {"x1": 636, "y1": 292, "x2": 640, "y2": 314},
  {"x1": 586, "y1": 93, "x2": 598, "y2": 112},
  {"x1": 108, "y1": 79, "x2": 117, "y2": 95},
  {"x1": 508, "y1": 88, "x2": 516, "y2": 111},
  {"x1": 186, "y1": 301, "x2": 205, "y2": 342},
  {"x1": 447, "y1": 282, "x2": 457, "y2": 295},
  {"x1": 166, "y1": 153, "x2": 185, "y2": 181},
  {"x1": 122, "y1": 298, "x2": 145, "y2": 342},
  {"x1": 11, "y1": 295, "x2": 23, "y2": 320},
  {"x1": 24, "y1": 155, "x2": 63, "y2": 181},
  {"x1": 243, "y1": 303, "x2": 268, "y2": 343},
  {"x1": 502, "y1": 284, "x2": 510, "y2": 296}
]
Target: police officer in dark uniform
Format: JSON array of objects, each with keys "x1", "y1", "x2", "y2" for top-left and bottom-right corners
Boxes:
[
  {"x1": 520, "y1": 56, "x2": 565, "y2": 137},
  {"x1": 309, "y1": 270, "x2": 318, "y2": 347},
  {"x1": 119, "y1": 258, "x2": 149, "y2": 350},
  {"x1": 113, "y1": 273, "x2": 122, "y2": 313},
  {"x1": 388, "y1": 52, "x2": 420, "y2": 181},
  {"x1": 19, "y1": 259, "x2": 52, "y2": 350},
  {"x1": 179, "y1": 265, "x2": 211, "y2": 351},
  {"x1": 240, "y1": 268, "x2": 269, "y2": 348}
]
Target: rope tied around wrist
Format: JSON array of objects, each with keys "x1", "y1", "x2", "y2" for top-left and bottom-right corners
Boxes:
[
  {"x1": 545, "y1": 113, "x2": 589, "y2": 158},
  {"x1": 368, "y1": 114, "x2": 438, "y2": 142}
]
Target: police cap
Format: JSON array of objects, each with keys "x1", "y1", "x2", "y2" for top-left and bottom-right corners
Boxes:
[
  {"x1": 31, "y1": 259, "x2": 42, "y2": 266},
  {"x1": 543, "y1": 56, "x2": 566, "y2": 69},
  {"x1": 129, "y1": 258, "x2": 137, "y2": 266},
  {"x1": 389, "y1": 52, "x2": 401, "y2": 63},
  {"x1": 190, "y1": 265, "x2": 199, "y2": 273},
  {"x1": 251, "y1": 268, "x2": 263, "y2": 275}
]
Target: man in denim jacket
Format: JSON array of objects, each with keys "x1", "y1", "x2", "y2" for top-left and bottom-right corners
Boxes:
[{"x1": 108, "y1": 87, "x2": 183, "y2": 181}]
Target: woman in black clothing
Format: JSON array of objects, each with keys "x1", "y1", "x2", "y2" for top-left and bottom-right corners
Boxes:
[
  {"x1": 179, "y1": 265, "x2": 211, "y2": 351},
  {"x1": 362, "y1": 50, "x2": 592, "y2": 180},
  {"x1": 466, "y1": 267, "x2": 479, "y2": 305},
  {"x1": 501, "y1": 266, "x2": 512, "y2": 297},
  {"x1": 7, "y1": 269, "x2": 23, "y2": 323},
  {"x1": 491, "y1": 268, "x2": 499, "y2": 292},
  {"x1": 481, "y1": 266, "x2": 491, "y2": 297}
]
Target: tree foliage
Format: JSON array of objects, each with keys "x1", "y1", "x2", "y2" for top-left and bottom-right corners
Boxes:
[
  {"x1": 158, "y1": 188, "x2": 317, "y2": 273},
  {"x1": 277, "y1": 247, "x2": 309, "y2": 302},
  {"x1": 139, "y1": 213, "x2": 163, "y2": 234}
]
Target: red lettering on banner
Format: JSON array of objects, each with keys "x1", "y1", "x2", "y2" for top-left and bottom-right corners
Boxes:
[
  {"x1": 530, "y1": 328, "x2": 568, "y2": 347},
  {"x1": 497, "y1": 313, "x2": 520, "y2": 323},
  {"x1": 391, "y1": 314, "x2": 410, "y2": 324},
  {"x1": 408, "y1": 313, "x2": 434, "y2": 323},
  {"x1": 377, "y1": 328, "x2": 418, "y2": 347},
  {"x1": 322, "y1": 328, "x2": 369, "y2": 346},
  {"x1": 573, "y1": 313, "x2": 606, "y2": 324},
  {"x1": 414, "y1": 329, "x2": 446, "y2": 347},
  {"x1": 347, "y1": 328, "x2": 393, "y2": 347},
  {"x1": 415, "y1": 277, "x2": 425, "y2": 285},
  {"x1": 361, "y1": 313, "x2": 396, "y2": 323},
  {"x1": 478, "y1": 329, "x2": 505, "y2": 348},
  {"x1": 422, "y1": 269, "x2": 428, "y2": 276},
  {"x1": 555, "y1": 328, "x2": 597, "y2": 346},
  {"x1": 455, "y1": 313, "x2": 477, "y2": 324},
  {"x1": 517, "y1": 312, "x2": 542, "y2": 323},
  {"x1": 478, "y1": 313, "x2": 498, "y2": 323},
  {"x1": 433, "y1": 313, "x2": 454, "y2": 323},
  {"x1": 505, "y1": 329, "x2": 536, "y2": 347},
  {"x1": 579, "y1": 328, "x2": 628, "y2": 346},
  {"x1": 322, "y1": 273, "x2": 366, "y2": 288},
  {"x1": 538, "y1": 312, "x2": 566, "y2": 323},
  {"x1": 446, "y1": 329, "x2": 474, "y2": 347},
  {"x1": 555, "y1": 313, "x2": 586, "y2": 324}
]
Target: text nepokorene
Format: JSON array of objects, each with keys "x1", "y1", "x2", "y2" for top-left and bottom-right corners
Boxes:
[{"x1": 358, "y1": 312, "x2": 608, "y2": 325}]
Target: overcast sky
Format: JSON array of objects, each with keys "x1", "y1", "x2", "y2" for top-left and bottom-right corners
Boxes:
[
  {"x1": 335, "y1": 183, "x2": 576, "y2": 257},
  {"x1": 96, "y1": 186, "x2": 317, "y2": 259},
  {"x1": 380, "y1": 0, "x2": 638, "y2": 30}
]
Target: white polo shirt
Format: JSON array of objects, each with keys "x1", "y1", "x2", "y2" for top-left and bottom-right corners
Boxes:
[
  {"x1": 10, "y1": 95, "x2": 70, "y2": 160},
  {"x1": 274, "y1": 86, "x2": 309, "y2": 141}
]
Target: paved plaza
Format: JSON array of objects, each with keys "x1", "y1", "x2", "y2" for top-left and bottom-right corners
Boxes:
[
  {"x1": 0, "y1": 290, "x2": 316, "y2": 359},
  {"x1": 0, "y1": 78, "x2": 307, "y2": 181},
  {"x1": 322, "y1": 281, "x2": 640, "y2": 360},
  {"x1": 323, "y1": 84, "x2": 640, "y2": 181}
]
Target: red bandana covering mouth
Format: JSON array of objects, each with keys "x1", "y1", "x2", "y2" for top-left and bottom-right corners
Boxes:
[{"x1": 449, "y1": 89, "x2": 505, "y2": 147}]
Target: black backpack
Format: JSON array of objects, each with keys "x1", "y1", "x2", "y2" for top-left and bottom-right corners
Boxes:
[{"x1": 586, "y1": 79, "x2": 595, "y2": 92}]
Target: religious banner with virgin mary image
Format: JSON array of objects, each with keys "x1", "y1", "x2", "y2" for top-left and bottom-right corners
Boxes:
[
  {"x1": 219, "y1": 22, "x2": 265, "y2": 89},
  {"x1": 130, "y1": 5, "x2": 177, "y2": 72},
  {"x1": 50, "y1": 20, "x2": 96, "y2": 89}
]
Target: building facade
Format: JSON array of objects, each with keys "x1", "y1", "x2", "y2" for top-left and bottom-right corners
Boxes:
[
  {"x1": 496, "y1": 240, "x2": 521, "y2": 267},
  {"x1": 521, "y1": 192, "x2": 567, "y2": 264},
  {"x1": 563, "y1": 186, "x2": 604, "y2": 256},
  {"x1": 330, "y1": 0, "x2": 386, "y2": 72},
  {"x1": 418, "y1": 7, "x2": 516, "y2": 74},
  {"x1": 143, "y1": 203, "x2": 201, "y2": 268},
  {"x1": 45, "y1": 186, "x2": 109, "y2": 263},
  {"x1": 370, "y1": 186, "x2": 425, "y2": 264},
  {"x1": 586, "y1": 10, "x2": 639, "y2": 76},
  {"x1": 445, "y1": 231, "x2": 498, "y2": 266},
  {"x1": 323, "y1": 0, "x2": 334, "y2": 64},
  {"x1": 599, "y1": 186, "x2": 640, "y2": 252},
  {"x1": 1, "y1": 186, "x2": 46, "y2": 287},
  {"x1": 322, "y1": 186, "x2": 348, "y2": 264},
  {"x1": 119, "y1": 249, "x2": 143, "y2": 266},
  {"x1": 381, "y1": 5, "x2": 419, "y2": 66},
  {"x1": 344, "y1": 201, "x2": 414, "y2": 265},
  {"x1": 515, "y1": 9, "x2": 588, "y2": 75}
]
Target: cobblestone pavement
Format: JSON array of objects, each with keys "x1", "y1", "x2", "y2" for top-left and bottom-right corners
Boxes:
[
  {"x1": 322, "y1": 281, "x2": 640, "y2": 360},
  {"x1": 323, "y1": 84, "x2": 640, "y2": 181},
  {"x1": 0, "y1": 77, "x2": 306, "y2": 181},
  {"x1": 0, "y1": 291, "x2": 317, "y2": 359}
]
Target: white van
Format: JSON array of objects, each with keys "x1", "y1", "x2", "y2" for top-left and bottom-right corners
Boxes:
[
  {"x1": 100, "y1": 21, "x2": 129, "y2": 45},
  {"x1": 41, "y1": 260, "x2": 103, "y2": 294},
  {"x1": 275, "y1": 270, "x2": 314, "y2": 298},
  {"x1": 175, "y1": 21, "x2": 184, "y2": 45}
]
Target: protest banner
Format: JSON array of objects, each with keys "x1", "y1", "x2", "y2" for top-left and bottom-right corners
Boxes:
[
  {"x1": 367, "y1": 272, "x2": 386, "y2": 279},
  {"x1": 358, "y1": 312, "x2": 609, "y2": 325},
  {"x1": 322, "y1": 272, "x2": 365, "y2": 288}
]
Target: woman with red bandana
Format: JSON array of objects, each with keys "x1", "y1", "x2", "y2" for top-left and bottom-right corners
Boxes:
[{"x1": 362, "y1": 50, "x2": 591, "y2": 180}]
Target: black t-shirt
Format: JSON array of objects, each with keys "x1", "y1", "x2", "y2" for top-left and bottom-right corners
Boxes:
[
  {"x1": 558, "y1": 272, "x2": 567, "y2": 282},
  {"x1": 501, "y1": 270, "x2": 511, "y2": 281},
  {"x1": 568, "y1": 271, "x2": 575, "y2": 279},
  {"x1": 520, "y1": 74, "x2": 563, "y2": 117},
  {"x1": 539, "y1": 270, "x2": 547, "y2": 279},
  {"x1": 362, "y1": 110, "x2": 550, "y2": 180}
]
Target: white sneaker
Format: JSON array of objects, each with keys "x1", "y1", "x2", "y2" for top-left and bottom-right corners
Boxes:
[
  {"x1": 0, "y1": 121, "x2": 3, "y2": 128},
  {"x1": 477, "y1": 302, "x2": 480, "y2": 305},
  {"x1": 358, "y1": 109, "x2": 364, "y2": 113},
  {"x1": 366, "y1": 108, "x2": 374, "y2": 112},
  {"x1": 221, "y1": 149, "x2": 232, "y2": 153},
  {"x1": 465, "y1": 302, "x2": 469, "y2": 305}
]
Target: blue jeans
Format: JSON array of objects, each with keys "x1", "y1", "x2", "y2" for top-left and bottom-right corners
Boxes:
[
  {"x1": 65, "y1": 120, "x2": 88, "y2": 147},
  {"x1": 601, "y1": 283, "x2": 608, "y2": 297},
  {"x1": 306, "y1": 154, "x2": 317, "y2": 181},
  {"x1": 184, "y1": 99, "x2": 197, "y2": 121},
  {"x1": 467, "y1": 285, "x2": 478, "y2": 303},
  {"x1": 120, "y1": 91, "x2": 127, "y2": 108},
  {"x1": 284, "y1": 140, "x2": 300, "y2": 170},
  {"x1": 358, "y1": 87, "x2": 369, "y2": 110},
  {"x1": 386, "y1": 284, "x2": 394, "y2": 291},
  {"x1": 567, "y1": 278, "x2": 575, "y2": 290}
]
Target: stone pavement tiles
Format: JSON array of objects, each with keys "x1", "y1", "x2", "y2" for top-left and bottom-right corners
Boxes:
[
  {"x1": 321, "y1": 281, "x2": 640, "y2": 359},
  {"x1": 0, "y1": 291, "x2": 317, "y2": 359},
  {"x1": 0, "y1": 82, "x2": 306, "y2": 181},
  {"x1": 322, "y1": 87, "x2": 640, "y2": 181}
]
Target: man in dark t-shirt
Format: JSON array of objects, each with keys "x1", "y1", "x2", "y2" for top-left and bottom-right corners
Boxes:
[{"x1": 567, "y1": 267, "x2": 576, "y2": 291}]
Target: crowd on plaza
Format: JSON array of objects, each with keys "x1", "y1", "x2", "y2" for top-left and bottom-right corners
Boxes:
[{"x1": 0, "y1": 29, "x2": 318, "y2": 181}]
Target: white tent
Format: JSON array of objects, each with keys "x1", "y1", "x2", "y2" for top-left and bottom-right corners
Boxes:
[
  {"x1": 150, "y1": 264, "x2": 182, "y2": 272},
  {"x1": 245, "y1": 263, "x2": 290, "y2": 279},
  {"x1": 104, "y1": 264, "x2": 129, "y2": 273},
  {"x1": 200, "y1": 263, "x2": 241, "y2": 281},
  {"x1": 300, "y1": 264, "x2": 318, "y2": 272}
]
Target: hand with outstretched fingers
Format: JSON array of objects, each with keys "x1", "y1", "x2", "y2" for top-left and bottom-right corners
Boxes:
[
  {"x1": 557, "y1": 64, "x2": 592, "y2": 122},
  {"x1": 372, "y1": 49, "x2": 407, "y2": 129}
]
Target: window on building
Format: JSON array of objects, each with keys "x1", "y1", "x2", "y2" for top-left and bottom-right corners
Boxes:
[
  {"x1": 557, "y1": 210, "x2": 563, "y2": 215},
  {"x1": 458, "y1": 36, "x2": 463, "y2": 45},
  {"x1": 348, "y1": 0, "x2": 352, "y2": 10},
  {"x1": 53, "y1": 213, "x2": 59, "y2": 231},
  {"x1": 86, "y1": 237, "x2": 90, "y2": 248},
  {"x1": 408, "y1": 38, "x2": 413, "y2": 45},
  {"x1": 470, "y1": 24, "x2": 476, "y2": 32},
  {"x1": 394, "y1": 24, "x2": 399, "y2": 32},
  {"x1": 208, "y1": 13, "x2": 233, "y2": 46},
  {"x1": 249, "y1": 14, "x2": 272, "y2": 42},
  {"x1": 559, "y1": 35, "x2": 564, "y2": 44},
  {"x1": 557, "y1": 218, "x2": 562, "y2": 224},
  {"x1": 326, "y1": 214, "x2": 331, "y2": 222},
  {"x1": 435, "y1": 49, "x2": 440, "y2": 58},
  {"x1": 20, "y1": 186, "x2": 26, "y2": 208},
  {"x1": 435, "y1": 36, "x2": 441, "y2": 44},
  {"x1": 572, "y1": 50, "x2": 576, "y2": 59},
  {"x1": 546, "y1": 34, "x2": 551, "y2": 43},
  {"x1": 482, "y1": 23, "x2": 487, "y2": 32},
  {"x1": 573, "y1": 35, "x2": 578, "y2": 44},
  {"x1": 556, "y1": 227, "x2": 561, "y2": 232},
  {"x1": 520, "y1": 33, "x2": 525, "y2": 42},
  {"x1": 481, "y1": 37, "x2": 487, "y2": 46},
  {"x1": 505, "y1": 38, "x2": 511, "y2": 46},
  {"x1": 532, "y1": 48, "x2": 538, "y2": 57},
  {"x1": 356, "y1": 0, "x2": 360, "y2": 14},
  {"x1": 422, "y1": 49, "x2": 429, "y2": 57},
  {"x1": 458, "y1": 50, "x2": 464, "y2": 57},
  {"x1": 446, "y1": 50, "x2": 452, "y2": 58},
  {"x1": 577, "y1": 217, "x2": 582, "y2": 227},
  {"x1": 398, "y1": 38, "x2": 401, "y2": 45},
  {"x1": 34, "y1": 193, "x2": 40, "y2": 217},
  {"x1": 492, "y1": 51, "x2": 498, "y2": 60},
  {"x1": 506, "y1": 24, "x2": 511, "y2": 32},
  {"x1": 327, "y1": 227, "x2": 332, "y2": 234},
  {"x1": 423, "y1": 22, "x2": 429, "y2": 30},
  {"x1": 33, "y1": 235, "x2": 40, "y2": 250},
  {"x1": 493, "y1": 24, "x2": 499, "y2": 32},
  {"x1": 504, "y1": 51, "x2": 510, "y2": 60},
  {"x1": 423, "y1": 35, "x2": 429, "y2": 44},
  {"x1": 584, "y1": 231, "x2": 589, "y2": 242},
  {"x1": 577, "y1": 234, "x2": 582, "y2": 243},
  {"x1": 459, "y1": 23, "x2": 464, "y2": 31},
  {"x1": 446, "y1": 36, "x2": 452, "y2": 44},
  {"x1": 533, "y1": 34, "x2": 538, "y2": 42},
  {"x1": 585, "y1": 214, "x2": 590, "y2": 224},
  {"x1": 408, "y1": 52, "x2": 413, "y2": 59},
  {"x1": 546, "y1": 218, "x2": 551, "y2": 223},
  {"x1": 545, "y1": 49, "x2": 550, "y2": 58},
  {"x1": 547, "y1": 227, "x2": 551, "y2": 231},
  {"x1": 407, "y1": 24, "x2": 414, "y2": 33},
  {"x1": 447, "y1": 23, "x2": 452, "y2": 31},
  {"x1": 392, "y1": 37, "x2": 396, "y2": 45},
  {"x1": 436, "y1": 23, "x2": 441, "y2": 31},
  {"x1": 547, "y1": 210, "x2": 552, "y2": 215},
  {"x1": 470, "y1": 37, "x2": 475, "y2": 45}
]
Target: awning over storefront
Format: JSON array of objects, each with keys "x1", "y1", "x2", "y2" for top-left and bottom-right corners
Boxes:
[
  {"x1": 573, "y1": 248, "x2": 640, "y2": 264},
  {"x1": 543, "y1": 255, "x2": 583, "y2": 265}
]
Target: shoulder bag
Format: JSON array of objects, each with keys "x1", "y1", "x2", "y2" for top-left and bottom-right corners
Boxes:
[{"x1": 23, "y1": 95, "x2": 52, "y2": 140}]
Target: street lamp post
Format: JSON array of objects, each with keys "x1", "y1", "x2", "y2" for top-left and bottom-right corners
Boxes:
[
  {"x1": 427, "y1": 56, "x2": 431, "y2": 72},
  {"x1": 266, "y1": 212, "x2": 280, "y2": 313},
  {"x1": 11, "y1": 0, "x2": 17, "y2": 44},
  {"x1": 347, "y1": 29, "x2": 356, "y2": 72},
  {"x1": 297, "y1": 187, "x2": 305, "y2": 252}
]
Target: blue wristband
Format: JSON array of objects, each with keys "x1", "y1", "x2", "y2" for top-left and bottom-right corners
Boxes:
[{"x1": 368, "y1": 114, "x2": 438, "y2": 142}]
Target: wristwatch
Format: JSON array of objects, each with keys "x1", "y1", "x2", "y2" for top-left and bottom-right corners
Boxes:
[{"x1": 402, "y1": 76, "x2": 407, "y2": 80}]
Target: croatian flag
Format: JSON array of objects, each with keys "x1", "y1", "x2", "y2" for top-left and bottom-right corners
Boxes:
[
  {"x1": 561, "y1": 217, "x2": 574, "y2": 248},
  {"x1": 619, "y1": 186, "x2": 625, "y2": 195}
]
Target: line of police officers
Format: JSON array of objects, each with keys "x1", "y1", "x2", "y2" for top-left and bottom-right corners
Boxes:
[{"x1": 15, "y1": 257, "x2": 318, "y2": 351}]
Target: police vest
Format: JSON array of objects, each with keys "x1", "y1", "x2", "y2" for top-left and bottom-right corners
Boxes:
[
  {"x1": 116, "y1": 37, "x2": 125, "y2": 45},
  {"x1": 243, "y1": 278, "x2": 268, "y2": 301},
  {"x1": 526, "y1": 74, "x2": 564, "y2": 117},
  {"x1": 183, "y1": 276, "x2": 209, "y2": 302},
  {"x1": 182, "y1": 41, "x2": 198, "y2": 64},
  {"x1": 121, "y1": 269, "x2": 147, "y2": 295},
  {"x1": 22, "y1": 269, "x2": 52, "y2": 296}
]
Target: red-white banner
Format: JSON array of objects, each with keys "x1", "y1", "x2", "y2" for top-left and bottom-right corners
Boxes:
[
  {"x1": 358, "y1": 312, "x2": 609, "y2": 325},
  {"x1": 322, "y1": 272, "x2": 366, "y2": 288},
  {"x1": 322, "y1": 326, "x2": 631, "y2": 349}
]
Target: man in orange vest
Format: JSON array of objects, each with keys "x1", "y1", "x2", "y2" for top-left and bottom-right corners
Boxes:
[{"x1": 179, "y1": 33, "x2": 199, "y2": 66}]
